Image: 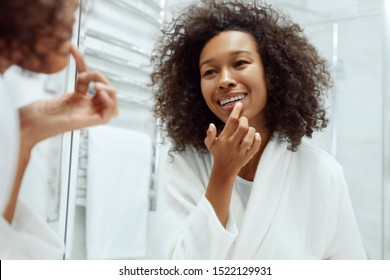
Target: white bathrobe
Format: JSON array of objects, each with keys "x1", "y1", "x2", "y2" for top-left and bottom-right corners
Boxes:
[
  {"x1": 162, "y1": 139, "x2": 367, "y2": 259},
  {"x1": 0, "y1": 77, "x2": 63, "y2": 259}
]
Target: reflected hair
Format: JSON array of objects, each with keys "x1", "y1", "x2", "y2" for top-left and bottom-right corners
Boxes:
[{"x1": 0, "y1": 0, "x2": 76, "y2": 71}]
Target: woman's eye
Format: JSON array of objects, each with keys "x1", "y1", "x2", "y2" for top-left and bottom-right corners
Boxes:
[
  {"x1": 203, "y1": 69, "x2": 216, "y2": 77},
  {"x1": 234, "y1": 60, "x2": 249, "y2": 67}
]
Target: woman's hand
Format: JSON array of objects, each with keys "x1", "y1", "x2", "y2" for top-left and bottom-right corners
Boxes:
[
  {"x1": 19, "y1": 44, "x2": 118, "y2": 151},
  {"x1": 204, "y1": 102, "x2": 261, "y2": 177},
  {"x1": 204, "y1": 102, "x2": 261, "y2": 227}
]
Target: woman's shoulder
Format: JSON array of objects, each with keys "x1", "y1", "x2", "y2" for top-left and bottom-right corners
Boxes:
[
  {"x1": 292, "y1": 140, "x2": 344, "y2": 177},
  {"x1": 170, "y1": 145, "x2": 210, "y2": 161},
  {"x1": 164, "y1": 145, "x2": 213, "y2": 190},
  {"x1": 280, "y1": 141, "x2": 347, "y2": 194},
  {"x1": 168, "y1": 145, "x2": 213, "y2": 173}
]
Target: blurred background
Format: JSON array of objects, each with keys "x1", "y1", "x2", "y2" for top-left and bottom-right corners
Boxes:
[{"x1": 2, "y1": 0, "x2": 388, "y2": 259}]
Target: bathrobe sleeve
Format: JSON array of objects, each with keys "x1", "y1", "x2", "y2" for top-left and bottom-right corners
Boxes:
[
  {"x1": 162, "y1": 148, "x2": 238, "y2": 259},
  {"x1": 0, "y1": 79, "x2": 63, "y2": 260},
  {"x1": 0, "y1": 202, "x2": 64, "y2": 260},
  {"x1": 323, "y1": 171, "x2": 367, "y2": 259}
]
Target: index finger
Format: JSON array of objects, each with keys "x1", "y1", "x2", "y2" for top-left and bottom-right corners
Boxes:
[
  {"x1": 70, "y1": 44, "x2": 88, "y2": 73},
  {"x1": 223, "y1": 102, "x2": 243, "y2": 135}
]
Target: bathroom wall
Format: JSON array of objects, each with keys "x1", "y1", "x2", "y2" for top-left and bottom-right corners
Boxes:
[
  {"x1": 305, "y1": 16, "x2": 383, "y2": 259},
  {"x1": 279, "y1": 0, "x2": 385, "y2": 259}
]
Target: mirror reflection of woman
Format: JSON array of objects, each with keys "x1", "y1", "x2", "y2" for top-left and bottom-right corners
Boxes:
[
  {"x1": 0, "y1": 0, "x2": 118, "y2": 259},
  {"x1": 152, "y1": 0, "x2": 366, "y2": 259}
]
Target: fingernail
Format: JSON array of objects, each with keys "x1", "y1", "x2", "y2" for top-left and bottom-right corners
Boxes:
[
  {"x1": 95, "y1": 82, "x2": 106, "y2": 89},
  {"x1": 78, "y1": 72, "x2": 87, "y2": 79},
  {"x1": 88, "y1": 82, "x2": 96, "y2": 95}
]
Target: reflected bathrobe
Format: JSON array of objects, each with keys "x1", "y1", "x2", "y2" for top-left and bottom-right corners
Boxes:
[
  {"x1": 162, "y1": 139, "x2": 367, "y2": 259},
  {"x1": 0, "y1": 77, "x2": 63, "y2": 259}
]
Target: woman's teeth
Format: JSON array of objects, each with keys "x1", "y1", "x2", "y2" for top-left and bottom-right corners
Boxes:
[{"x1": 219, "y1": 94, "x2": 246, "y2": 106}]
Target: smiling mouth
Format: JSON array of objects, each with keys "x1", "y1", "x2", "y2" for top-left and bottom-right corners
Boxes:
[{"x1": 218, "y1": 94, "x2": 247, "y2": 106}]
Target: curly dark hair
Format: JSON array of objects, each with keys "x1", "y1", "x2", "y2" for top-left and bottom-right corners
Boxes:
[
  {"x1": 0, "y1": 0, "x2": 76, "y2": 71},
  {"x1": 151, "y1": 0, "x2": 331, "y2": 152}
]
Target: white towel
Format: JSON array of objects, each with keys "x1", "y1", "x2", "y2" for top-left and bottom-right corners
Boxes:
[{"x1": 86, "y1": 125, "x2": 152, "y2": 259}]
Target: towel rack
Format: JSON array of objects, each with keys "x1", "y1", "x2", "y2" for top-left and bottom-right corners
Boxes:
[
  {"x1": 75, "y1": 129, "x2": 89, "y2": 207},
  {"x1": 79, "y1": 0, "x2": 164, "y2": 214},
  {"x1": 83, "y1": 66, "x2": 153, "y2": 107},
  {"x1": 116, "y1": 93, "x2": 153, "y2": 108},
  {"x1": 148, "y1": 126, "x2": 160, "y2": 211},
  {"x1": 86, "y1": 29, "x2": 150, "y2": 58},
  {"x1": 143, "y1": 0, "x2": 163, "y2": 11},
  {"x1": 100, "y1": 71, "x2": 150, "y2": 91},
  {"x1": 76, "y1": 126, "x2": 156, "y2": 211},
  {"x1": 104, "y1": 0, "x2": 162, "y2": 27},
  {"x1": 85, "y1": 48, "x2": 150, "y2": 75}
]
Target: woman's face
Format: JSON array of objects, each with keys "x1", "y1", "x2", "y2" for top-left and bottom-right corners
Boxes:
[
  {"x1": 199, "y1": 30, "x2": 268, "y2": 130},
  {"x1": 19, "y1": 0, "x2": 78, "y2": 74}
]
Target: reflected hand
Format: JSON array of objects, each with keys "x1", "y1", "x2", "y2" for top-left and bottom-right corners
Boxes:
[
  {"x1": 61, "y1": 44, "x2": 118, "y2": 128},
  {"x1": 19, "y1": 44, "x2": 118, "y2": 150}
]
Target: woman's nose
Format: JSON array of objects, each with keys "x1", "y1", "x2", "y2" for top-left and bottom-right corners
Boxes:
[{"x1": 218, "y1": 69, "x2": 237, "y2": 89}]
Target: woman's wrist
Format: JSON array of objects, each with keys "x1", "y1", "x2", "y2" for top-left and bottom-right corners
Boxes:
[
  {"x1": 205, "y1": 164, "x2": 237, "y2": 227},
  {"x1": 3, "y1": 142, "x2": 31, "y2": 224}
]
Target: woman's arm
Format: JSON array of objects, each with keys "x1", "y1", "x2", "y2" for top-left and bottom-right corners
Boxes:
[
  {"x1": 2, "y1": 46, "x2": 118, "y2": 223},
  {"x1": 204, "y1": 102, "x2": 261, "y2": 227},
  {"x1": 163, "y1": 148, "x2": 239, "y2": 259}
]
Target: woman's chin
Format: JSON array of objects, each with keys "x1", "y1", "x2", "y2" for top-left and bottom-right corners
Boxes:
[{"x1": 43, "y1": 56, "x2": 69, "y2": 74}]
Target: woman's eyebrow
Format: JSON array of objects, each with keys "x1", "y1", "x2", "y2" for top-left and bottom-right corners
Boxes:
[{"x1": 199, "y1": 50, "x2": 252, "y2": 68}]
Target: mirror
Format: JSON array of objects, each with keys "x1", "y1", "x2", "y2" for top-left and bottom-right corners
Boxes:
[{"x1": 24, "y1": 0, "x2": 385, "y2": 260}]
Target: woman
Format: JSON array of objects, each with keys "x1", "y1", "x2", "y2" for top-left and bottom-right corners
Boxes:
[
  {"x1": 0, "y1": 0, "x2": 118, "y2": 259},
  {"x1": 152, "y1": 0, "x2": 366, "y2": 259}
]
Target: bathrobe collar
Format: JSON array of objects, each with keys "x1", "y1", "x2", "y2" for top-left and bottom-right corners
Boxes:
[{"x1": 228, "y1": 139, "x2": 292, "y2": 259}]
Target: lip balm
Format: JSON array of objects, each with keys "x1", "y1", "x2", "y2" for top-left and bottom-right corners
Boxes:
[{"x1": 88, "y1": 82, "x2": 96, "y2": 95}]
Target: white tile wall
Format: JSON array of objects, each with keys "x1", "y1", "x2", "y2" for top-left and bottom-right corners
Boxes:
[{"x1": 306, "y1": 14, "x2": 384, "y2": 259}]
